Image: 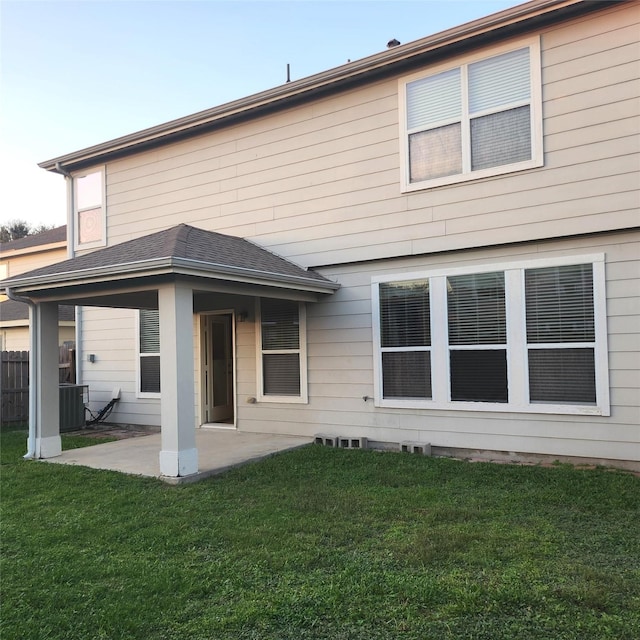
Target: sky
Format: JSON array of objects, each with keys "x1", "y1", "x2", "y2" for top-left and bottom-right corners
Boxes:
[{"x1": 1, "y1": 0, "x2": 520, "y2": 229}]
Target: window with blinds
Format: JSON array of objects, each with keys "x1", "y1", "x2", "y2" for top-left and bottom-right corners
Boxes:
[
  {"x1": 379, "y1": 280, "x2": 431, "y2": 398},
  {"x1": 138, "y1": 309, "x2": 160, "y2": 394},
  {"x1": 447, "y1": 272, "x2": 507, "y2": 403},
  {"x1": 373, "y1": 256, "x2": 608, "y2": 415},
  {"x1": 259, "y1": 299, "x2": 305, "y2": 399},
  {"x1": 525, "y1": 264, "x2": 596, "y2": 404},
  {"x1": 401, "y1": 39, "x2": 541, "y2": 190}
]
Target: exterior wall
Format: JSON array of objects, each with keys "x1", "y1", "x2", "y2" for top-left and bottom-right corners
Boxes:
[
  {"x1": 0, "y1": 246, "x2": 67, "y2": 279},
  {"x1": 237, "y1": 230, "x2": 640, "y2": 463},
  {"x1": 1, "y1": 325, "x2": 74, "y2": 352},
  {"x1": 78, "y1": 230, "x2": 639, "y2": 462},
  {"x1": 79, "y1": 307, "x2": 147, "y2": 422},
  {"x1": 71, "y1": 2, "x2": 639, "y2": 464},
  {"x1": 1, "y1": 245, "x2": 73, "y2": 350},
  {"x1": 96, "y1": 2, "x2": 638, "y2": 269}
]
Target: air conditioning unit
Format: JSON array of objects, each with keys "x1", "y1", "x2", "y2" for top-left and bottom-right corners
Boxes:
[{"x1": 59, "y1": 384, "x2": 88, "y2": 432}]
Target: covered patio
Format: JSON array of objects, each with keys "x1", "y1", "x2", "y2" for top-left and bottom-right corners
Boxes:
[
  {"x1": 47, "y1": 429, "x2": 314, "y2": 484},
  {"x1": 0, "y1": 224, "x2": 338, "y2": 480}
]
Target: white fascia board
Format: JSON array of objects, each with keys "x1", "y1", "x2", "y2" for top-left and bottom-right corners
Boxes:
[{"x1": 1, "y1": 257, "x2": 339, "y2": 296}]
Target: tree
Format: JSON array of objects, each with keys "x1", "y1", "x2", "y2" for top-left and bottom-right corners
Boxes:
[{"x1": 0, "y1": 220, "x2": 54, "y2": 243}]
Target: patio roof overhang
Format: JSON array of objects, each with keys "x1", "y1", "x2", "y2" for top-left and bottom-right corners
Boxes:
[{"x1": 0, "y1": 224, "x2": 340, "y2": 306}]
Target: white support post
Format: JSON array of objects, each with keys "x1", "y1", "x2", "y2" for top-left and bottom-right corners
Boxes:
[
  {"x1": 34, "y1": 302, "x2": 61, "y2": 458},
  {"x1": 158, "y1": 282, "x2": 198, "y2": 477}
]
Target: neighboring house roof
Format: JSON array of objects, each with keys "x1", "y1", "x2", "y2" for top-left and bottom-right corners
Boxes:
[
  {"x1": 38, "y1": 0, "x2": 615, "y2": 174},
  {"x1": 0, "y1": 226, "x2": 66, "y2": 253},
  {"x1": 0, "y1": 224, "x2": 339, "y2": 295},
  {"x1": 0, "y1": 299, "x2": 75, "y2": 322}
]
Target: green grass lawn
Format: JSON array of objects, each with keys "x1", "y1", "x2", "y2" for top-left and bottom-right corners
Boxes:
[{"x1": 1, "y1": 429, "x2": 639, "y2": 640}]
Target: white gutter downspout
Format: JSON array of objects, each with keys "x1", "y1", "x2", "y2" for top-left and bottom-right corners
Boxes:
[
  {"x1": 55, "y1": 162, "x2": 82, "y2": 385},
  {"x1": 6, "y1": 288, "x2": 37, "y2": 459}
]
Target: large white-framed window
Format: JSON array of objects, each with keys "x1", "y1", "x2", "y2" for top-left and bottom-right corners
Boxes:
[
  {"x1": 256, "y1": 298, "x2": 308, "y2": 403},
  {"x1": 74, "y1": 167, "x2": 106, "y2": 249},
  {"x1": 136, "y1": 309, "x2": 160, "y2": 397},
  {"x1": 372, "y1": 254, "x2": 609, "y2": 416},
  {"x1": 399, "y1": 36, "x2": 543, "y2": 192}
]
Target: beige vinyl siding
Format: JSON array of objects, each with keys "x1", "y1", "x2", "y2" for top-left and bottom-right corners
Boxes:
[
  {"x1": 95, "y1": 3, "x2": 638, "y2": 270},
  {"x1": 234, "y1": 230, "x2": 639, "y2": 462},
  {"x1": 1, "y1": 246, "x2": 67, "y2": 278},
  {"x1": 80, "y1": 307, "x2": 161, "y2": 426},
  {"x1": 0, "y1": 325, "x2": 74, "y2": 352}
]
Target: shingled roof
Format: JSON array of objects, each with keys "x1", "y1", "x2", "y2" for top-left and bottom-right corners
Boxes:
[
  {"x1": 1, "y1": 224, "x2": 338, "y2": 294},
  {"x1": 0, "y1": 299, "x2": 75, "y2": 322},
  {"x1": 0, "y1": 225, "x2": 66, "y2": 252}
]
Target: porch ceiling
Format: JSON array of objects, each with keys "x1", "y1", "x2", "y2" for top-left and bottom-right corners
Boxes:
[{"x1": 0, "y1": 224, "x2": 339, "y2": 306}]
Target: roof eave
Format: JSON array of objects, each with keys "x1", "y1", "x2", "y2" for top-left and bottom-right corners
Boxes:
[
  {"x1": 39, "y1": 0, "x2": 605, "y2": 173},
  {"x1": 1, "y1": 257, "x2": 339, "y2": 296},
  {"x1": 0, "y1": 241, "x2": 67, "y2": 258}
]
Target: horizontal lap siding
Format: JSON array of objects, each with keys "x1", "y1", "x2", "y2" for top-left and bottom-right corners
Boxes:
[
  {"x1": 83, "y1": 3, "x2": 639, "y2": 461},
  {"x1": 237, "y1": 231, "x2": 639, "y2": 462},
  {"x1": 3, "y1": 247, "x2": 68, "y2": 278},
  {"x1": 98, "y1": 4, "x2": 638, "y2": 269},
  {"x1": 80, "y1": 307, "x2": 161, "y2": 426}
]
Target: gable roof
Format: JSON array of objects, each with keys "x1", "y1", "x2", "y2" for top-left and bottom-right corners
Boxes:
[
  {"x1": 39, "y1": 0, "x2": 616, "y2": 174},
  {"x1": 0, "y1": 224, "x2": 338, "y2": 296},
  {"x1": 0, "y1": 226, "x2": 66, "y2": 253}
]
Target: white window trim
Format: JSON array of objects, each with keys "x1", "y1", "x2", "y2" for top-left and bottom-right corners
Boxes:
[
  {"x1": 255, "y1": 299, "x2": 308, "y2": 404},
  {"x1": 372, "y1": 254, "x2": 609, "y2": 416},
  {"x1": 135, "y1": 309, "x2": 161, "y2": 399},
  {"x1": 399, "y1": 36, "x2": 543, "y2": 193},
  {"x1": 73, "y1": 166, "x2": 107, "y2": 250}
]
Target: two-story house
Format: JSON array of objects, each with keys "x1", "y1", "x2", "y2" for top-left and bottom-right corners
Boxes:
[{"x1": 2, "y1": 0, "x2": 638, "y2": 476}]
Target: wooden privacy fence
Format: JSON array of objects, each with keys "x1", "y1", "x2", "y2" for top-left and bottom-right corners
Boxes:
[{"x1": 0, "y1": 346, "x2": 76, "y2": 426}]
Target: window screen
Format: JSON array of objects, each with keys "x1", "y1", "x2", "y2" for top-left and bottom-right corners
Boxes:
[
  {"x1": 260, "y1": 299, "x2": 301, "y2": 397},
  {"x1": 404, "y1": 43, "x2": 536, "y2": 187},
  {"x1": 526, "y1": 264, "x2": 596, "y2": 404},
  {"x1": 139, "y1": 309, "x2": 160, "y2": 394},
  {"x1": 379, "y1": 280, "x2": 432, "y2": 400}
]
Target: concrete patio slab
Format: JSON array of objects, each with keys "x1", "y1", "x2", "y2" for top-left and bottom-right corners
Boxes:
[{"x1": 45, "y1": 429, "x2": 313, "y2": 484}]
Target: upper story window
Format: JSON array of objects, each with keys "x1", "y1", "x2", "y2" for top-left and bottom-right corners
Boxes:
[
  {"x1": 400, "y1": 37, "x2": 543, "y2": 191},
  {"x1": 372, "y1": 254, "x2": 609, "y2": 416},
  {"x1": 74, "y1": 168, "x2": 105, "y2": 249}
]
